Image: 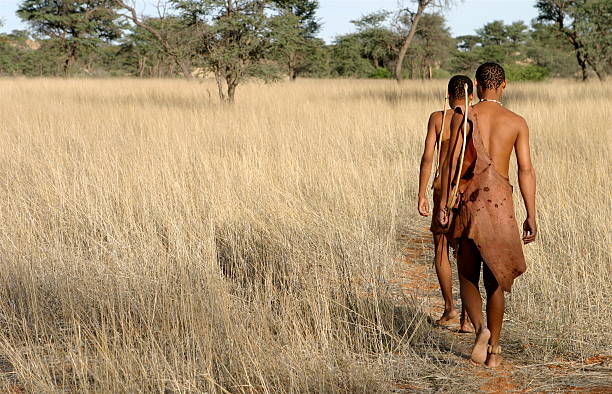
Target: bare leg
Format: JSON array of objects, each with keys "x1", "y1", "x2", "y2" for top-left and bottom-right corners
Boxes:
[
  {"x1": 433, "y1": 234, "x2": 457, "y2": 324},
  {"x1": 483, "y1": 264, "x2": 504, "y2": 367},
  {"x1": 457, "y1": 238, "x2": 490, "y2": 363},
  {"x1": 459, "y1": 306, "x2": 475, "y2": 333}
]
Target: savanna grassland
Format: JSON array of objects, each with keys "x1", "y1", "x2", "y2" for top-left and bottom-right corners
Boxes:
[{"x1": 0, "y1": 78, "x2": 610, "y2": 393}]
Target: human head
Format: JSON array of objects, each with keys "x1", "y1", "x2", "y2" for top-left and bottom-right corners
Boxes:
[
  {"x1": 448, "y1": 75, "x2": 473, "y2": 105},
  {"x1": 475, "y1": 62, "x2": 506, "y2": 98}
]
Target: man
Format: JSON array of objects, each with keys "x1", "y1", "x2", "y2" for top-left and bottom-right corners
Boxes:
[
  {"x1": 418, "y1": 75, "x2": 473, "y2": 333},
  {"x1": 438, "y1": 63, "x2": 537, "y2": 368}
]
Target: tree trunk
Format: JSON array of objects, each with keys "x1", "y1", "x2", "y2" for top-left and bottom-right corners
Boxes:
[
  {"x1": 226, "y1": 73, "x2": 238, "y2": 103},
  {"x1": 592, "y1": 67, "x2": 605, "y2": 81},
  {"x1": 63, "y1": 53, "x2": 76, "y2": 75},
  {"x1": 63, "y1": 57, "x2": 71, "y2": 76},
  {"x1": 576, "y1": 50, "x2": 588, "y2": 81},
  {"x1": 288, "y1": 68, "x2": 297, "y2": 81},
  {"x1": 154, "y1": 60, "x2": 161, "y2": 78},
  {"x1": 214, "y1": 68, "x2": 227, "y2": 102},
  {"x1": 394, "y1": 1, "x2": 426, "y2": 83},
  {"x1": 560, "y1": 22, "x2": 589, "y2": 81},
  {"x1": 586, "y1": 58, "x2": 605, "y2": 81},
  {"x1": 139, "y1": 56, "x2": 146, "y2": 77},
  {"x1": 288, "y1": 59, "x2": 296, "y2": 80},
  {"x1": 180, "y1": 61, "x2": 192, "y2": 79},
  {"x1": 64, "y1": 41, "x2": 78, "y2": 76},
  {"x1": 227, "y1": 82, "x2": 237, "y2": 103},
  {"x1": 113, "y1": 0, "x2": 192, "y2": 80},
  {"x1": 570, "y1": 41, "x2": 589, "y2": 81},
  {"x1": 410, "y1": 58, "x2": 418, "y2": 79},
  {"x1": 288, "y1": 53, "x2": 298, "y2": 81}
]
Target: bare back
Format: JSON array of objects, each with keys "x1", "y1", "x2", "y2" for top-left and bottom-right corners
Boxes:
[
  {"x1": 471, "y1": 102, "x2": 526, "y2": 178},
  {"x1": 433, "y1": 108, "x2": 456, "y2": 172},
  {"x1": 419, "y1": 106, "x2": 458, "y2": 222},
  {"x1": 436, "y1": 108, "x2": 455, "y2": 140}
]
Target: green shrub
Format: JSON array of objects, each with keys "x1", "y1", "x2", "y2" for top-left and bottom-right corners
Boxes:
[
  {"x1": 369, "y1": 67, "x2": 392, "y2": 79},
  {"x1": 503, "y1": 64, "x2": 549, "y2": 81},
  {"x1": 432, "y1": 68, "x2": 451, "y2": 79}
]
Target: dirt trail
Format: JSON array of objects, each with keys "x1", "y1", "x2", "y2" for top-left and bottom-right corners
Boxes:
[
  {"x1": 396, "y1": 228, "x2": 524, "y2": 393},
  {"x1": 395, "y1": 228, "x2": 612, "y2": 393}
]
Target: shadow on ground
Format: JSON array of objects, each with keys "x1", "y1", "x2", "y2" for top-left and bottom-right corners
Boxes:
[{"x1": 393, "y1": 227, "x2": 612, "y2": 393}]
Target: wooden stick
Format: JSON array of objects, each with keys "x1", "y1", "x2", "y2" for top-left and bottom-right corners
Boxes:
[
  {"x1": 433, "y1": 91, "x2": 448, "y2": 183},
  {"x1": 447, "y1": 84, "x2": 469, "y2": 210}
]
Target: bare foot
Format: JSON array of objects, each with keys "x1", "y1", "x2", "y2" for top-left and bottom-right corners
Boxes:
[
  {"x1": 485, "y1": 353, "x2": 503, "y2": 368},
  {"x1": 470, "y1": 328, "x2": 491, "y2": 364},
  {"x1": 435, "y1": 309, "x2": 458, "y2": 326},
  {"x1": 459, "y1": 315, "x2": 475, "y2": 333}
]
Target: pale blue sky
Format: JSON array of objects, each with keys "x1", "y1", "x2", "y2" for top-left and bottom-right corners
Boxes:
[{"x1": 0, "y1": 0, "x2": 539, "y2": 42}]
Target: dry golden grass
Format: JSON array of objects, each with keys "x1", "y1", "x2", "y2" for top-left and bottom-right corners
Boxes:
[{"x1": 0, "y1": 78, "x2": 609, "y2": 392}]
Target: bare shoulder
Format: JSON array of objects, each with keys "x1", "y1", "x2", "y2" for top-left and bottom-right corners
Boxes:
[
  {"x1": 450, "y1": 107, "x2": 464, "y2": 125},
  {"x1": 427, "y1": 110, "x2": 445, "y2": 134},
  {"x1": 428, "y1": 110, "x2": 443, "y2": 124},
  {"x1": 502, "y1": 107, "x2": 528, "y2": 131}
]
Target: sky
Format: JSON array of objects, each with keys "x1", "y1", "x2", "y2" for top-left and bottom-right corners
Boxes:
[{"x1": 0, "y1": 0, "x2": 540, "y2": 41}]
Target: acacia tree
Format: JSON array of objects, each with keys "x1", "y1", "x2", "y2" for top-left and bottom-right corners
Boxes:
[
  {"x1": 329, "y1": 12, "x2": 399, "y2": 78},
  {"x1": 271, "y1": 0, "x2": 320, "y2": 80},
  {"x1": 393, "y1": 0, "x2": 453, "y2": 82},
  {"x1": 17, "y1": 0, "x2": 121, "y2": 74},
  {"x1": 120, "y1": 16, "x2": 197, "y2": 77},
  {"x1": 112, "y1": 0, "x2": 196, "y2": 78},
  {"x1": 572, "y1": 0, "x2": 610, "y2": 80},
  {"x1": 406, "y1": 13, "x2": 454, "y2": 79},
  {"x1": 330, "y1": 33, "x2": 377, "y2": 77},
  {"x1": 474, "y1": 20, "x2": 529, "y2": 65},
  {"x1": 526, "y1": 21, "x2": 580, "y2": 77},
  {"x1": 536, "y1": 0, "x2": 609, "y2": 81},
  {"x1": 268, "y1": 13, "x2": 308, "y2": 80},
  {"x1": 350, "y1": 11, "x2": 399, "y2": 70},
  {"x1": 171, "y1": 0, "x2": 292, "y2": 102}
]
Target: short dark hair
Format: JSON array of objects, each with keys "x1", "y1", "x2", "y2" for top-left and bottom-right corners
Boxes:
[
  {"x1": 448, "y1": 75, "x2": 473, "y2": 99},
  {"x1": 476, "y1": 62, "x2": 505, "y2": 89}
]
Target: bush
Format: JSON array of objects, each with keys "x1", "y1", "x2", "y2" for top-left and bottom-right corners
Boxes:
[
  {"x1": 432, "y1": 68, "x2": 451, "y2": 79},
  {"x1": 369, "y1": 67, "x2": 392, "y2": 79},
  {"x1": 503, "y1": 64, "x2": 549, "y2": 81}
]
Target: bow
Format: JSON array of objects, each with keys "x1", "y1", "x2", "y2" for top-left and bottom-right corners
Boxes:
[
  {"x1": 432, "y1": 91, "x2": 448, "y2": 184},
  {"x1": 447, "y1": 83, "x2": 469, "y2": 211}
]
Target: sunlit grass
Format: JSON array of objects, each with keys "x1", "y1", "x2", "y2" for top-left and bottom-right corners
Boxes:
[{"x1": 0, "y1": 78, "x2": 609, "y2": 392}]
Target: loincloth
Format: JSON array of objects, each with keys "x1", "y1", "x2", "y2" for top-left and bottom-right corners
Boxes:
[
  {"x1": 448, "y1": 165, "x2": 526, "y2": 292},
  {"x1": 446, "y1": 106, "x2": 526, "y2": 292}
]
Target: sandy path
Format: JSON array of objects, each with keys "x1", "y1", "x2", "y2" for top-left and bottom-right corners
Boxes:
[
  {"x1": 394, "y1": 228, "x2": 612, "y2": 393},
  {"x1": 395, "y1": 229, "x2": 532, "y2": 393}
]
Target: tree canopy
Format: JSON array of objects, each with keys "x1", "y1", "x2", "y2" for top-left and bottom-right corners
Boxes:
[
  {"x1": 17, "y1": 0, "x2": 121, "y2": 73},
  {"x1": 1, "y1": 0, "x2": 608, "y2": 91}
]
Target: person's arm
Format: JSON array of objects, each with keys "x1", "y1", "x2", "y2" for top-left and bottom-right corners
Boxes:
[
  {"x1": 514, "y1": 117, "x2": 537, "y2": 244},
  {"x1": 417, "y1": 112, "x2": 439, "y2": 216},
  {"x1": 438, "y1": 109, "x2": 464, "y2": 225}
]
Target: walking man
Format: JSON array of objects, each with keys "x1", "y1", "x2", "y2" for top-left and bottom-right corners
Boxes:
[
  {"x1": 439, "y1": 63, "x2": 537, "y2": 367},
  {"x1": 418, "y1": 75, "x2": 474, "y2": 332}
]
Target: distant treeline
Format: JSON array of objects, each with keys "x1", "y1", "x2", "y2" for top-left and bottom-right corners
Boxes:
[{"x1": 1, "y1": 0, "x2": 609, "y2": 100}]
